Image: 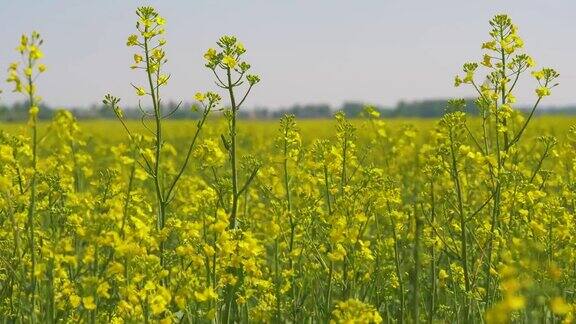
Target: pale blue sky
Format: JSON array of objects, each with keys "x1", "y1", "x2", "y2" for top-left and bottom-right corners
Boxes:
[{"x1": 0, "y1": 0, "x2": 574, "y2": 108}]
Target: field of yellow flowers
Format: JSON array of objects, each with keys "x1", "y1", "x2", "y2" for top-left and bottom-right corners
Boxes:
[{"x1": 0, "y1": 7, "x2": 574, "y2": 324}]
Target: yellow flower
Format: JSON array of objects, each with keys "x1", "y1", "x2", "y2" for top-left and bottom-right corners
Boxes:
[
  {"x1": 327, "y1": 243, "x2": 347, "y2": 262},
  {"x1": 156, "y1": 17, "x2": 166, "y2": 25},
  {"x1": 97, "y1": 282, "x2": 111, "y2": 299},
  {"x1": 29, "y1": 106, "x2": 40, "y2": 118},
  {"x1": 532, "y1": 70, "x2": 544, "y2": 80},
  {"x1": 134, "y1": 54, "x2": 143, "y2": 64},
  {"x1": 550, "y1": 297, "x2": 572, "y2": 315},
  {"x1": 159, "y1": 74, "x2": 169, "y2": 85},
  {"x1": 481, "y1": 41, "x2": 496, "y2": 50},
  {"x1": 439, "y1": 269, "x2": 449, "y2": 281},
  {"x1": 222, "y1": 55, "x2": 237, "y2": 69},
  {"x1": 108, "y1": 262, "x2": 125, "y2": 276},
  {"x1": 29, "y1": 46, "x2": 43, "y2": 60},
  {"x1": 236, "y1": 42, "x2": 245, "y2": 54},
  {"x1": 127, "y1": 34, "x2": 139, "y2": 46},
  {"x1": 136, "y1": 87, "x2": 146, "y2": 96},
  {"x1": 505, "y1": 295, "x2": 525, "y2": 311},
  {"x1": 144, "y1": 280, "x2": 156, "y2": 291},
  {"x1": 175, "y1": 295, "x2": 187, "y2": 309},
  {"x1": 0, "y1": 145, "x2": 13, "y2": 162},
  {"x1": 331, "y1": 299, "x2": 382, "y2": 324},
  {"x1": 194, "y1": 92, "x2": 205, "y2": 102},
  {"x1": 83, "y1": 296, "x2": 97, "y2": 310},
  {"x1": 535, "y1": 86, "x2": 551, "y2": 97},
  {"x1": 482, "y1": 54, "x2": 492, "y2": 68},
  {"x1": 203, "y1": 244, "x2": 215, "y2": 257},
  {"x1": 194, "y1": 287, "x2": 217, "y2": 302},
  {"x1": 454, "y1": 76, "x2": 462, "y2": 87},
  {"x1": 38, "y1": 64, "x2": 47, "y2": 73},
  {"x1": 69, "y1": 294, "x2": 81, "y2": 308},
  {"x1": 150, "y1": 295, "x2": 168, "y2": 315},
  {"x1": 152, "y1": 49, "x2": 164, "y2": 60},
  {"x1": 203, "y1": 48, "x2": 217, "y2": 61}
]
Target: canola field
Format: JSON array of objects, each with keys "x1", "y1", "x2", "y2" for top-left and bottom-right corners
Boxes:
[{"x1": 0, "y1": 7, "x2": 574, "y2": 324}]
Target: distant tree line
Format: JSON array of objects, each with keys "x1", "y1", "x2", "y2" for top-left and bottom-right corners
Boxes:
[{"x1": 1, "y1": 98, "x2": 576, "y2": 121}]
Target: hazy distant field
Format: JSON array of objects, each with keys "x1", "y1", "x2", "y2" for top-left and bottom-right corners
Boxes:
[{"x1": 2, "y1": 115, "x2": 574, "y2": 142}]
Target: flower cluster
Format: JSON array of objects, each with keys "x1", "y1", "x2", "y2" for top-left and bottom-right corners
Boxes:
[{"x1": 1, "y1": 9, "x2": 573, "y2": 324}]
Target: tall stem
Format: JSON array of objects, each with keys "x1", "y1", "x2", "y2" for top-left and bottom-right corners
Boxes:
[
  {"x1": 283, "y1": 128, "x2": 300, "y2": 321},
  {"x1": 222, "y1": 67, "x2": 240, "y2": 324},
  {"x1": 226, "y1": 67, "x2": 239, "y2": 229},
  {"x1": 484, "y1": 33, "x2": 508, "y2": 305},
  {"x1": 413, "y1": 206, "x2": 422, "y2": 323},
  {"x1": 449, "y1": 131, "x2": 471, "y2": 320},
  {"x1": 144, "y1": 32, "x2": 166, "y2": 266},
  {"x1": 428, "y1": 180, "x2": 437, "y2": 324},
  {"x1": 26, "y1": 54, "x2": 37, "y2": 323},
  {"x1": 391, "y1": 211, "x2": 405, "y2": 324},
  {"x1": 500, "y1": 26, "x2": 509, "y2": 149}
]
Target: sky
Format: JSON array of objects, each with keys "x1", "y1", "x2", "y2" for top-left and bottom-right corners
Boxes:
[{"x1": 0, "y1": 0, "x2": 574, "y2": 109}]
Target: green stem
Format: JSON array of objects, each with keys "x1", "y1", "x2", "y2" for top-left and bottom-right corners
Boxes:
[
  {"x1": 26, "y1": 53, "x2": 38, "y2": 323},
  {"x1": 390, "y1": 208, "x2": 405, "y2": 324},
  {"x1": 449, "y1": 131, "x2": 471, "y2": 320},
  {"x1": 143, "y1": 31, "x2": 166, "y2": 268},
  {"x1": 226, "y1": 67, "x2": 239, "y2": 230},
  {"x1": 428, "y1": 180, "x2": 437, "y2": 324},
  {"x1": 413, "y1": 207, "x2": 422, "y2": 323}
]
